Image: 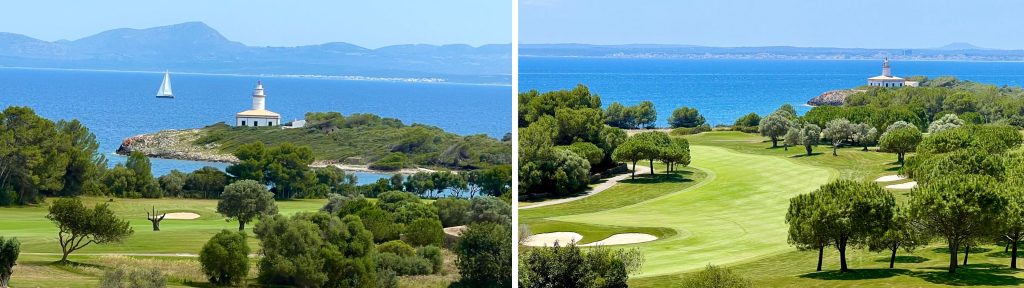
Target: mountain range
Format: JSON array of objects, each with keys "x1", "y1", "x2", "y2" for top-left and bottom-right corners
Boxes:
[
  {"x1": 520, "y1": 43, "x2": 1024, "y2": 61},
  {"x1": 0, "y1": 22, "x2": 511, "y2": 84}
]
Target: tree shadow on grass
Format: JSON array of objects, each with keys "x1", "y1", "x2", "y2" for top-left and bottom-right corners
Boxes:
[
  {"x1": 987, "y1": 250, "x2": 1019, "y2": 258},
  {"x1": 789, "y1": 152, "x2": 824, "y2": 158},
  {"x1": 932, "y1": 247, "x2": 992, "y2": 254},
  {"x1": 619, "y1": 172, "x2": 691, "y2": 184},
  {"x1": 908, "y1": 264, "x2": 1024, "y2": 286},
  {"x1": 799, "y1": 268, "x2": 907, "y2": 280},
  {"x1": 874, "y1": 255, "x2": 929, "y2": 264}
]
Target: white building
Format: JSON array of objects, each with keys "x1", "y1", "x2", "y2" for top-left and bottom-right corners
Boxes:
[
  {"x1": 235, "y1": 81, "x2": 281, "y2": 127},
  {"x1": 867, "y1": 58, "x2": 918, "y2": 87}
]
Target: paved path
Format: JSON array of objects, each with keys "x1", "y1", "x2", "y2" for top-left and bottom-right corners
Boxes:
[{"x1": 519, "y1": 165, "x2": 652, "y2": 209}]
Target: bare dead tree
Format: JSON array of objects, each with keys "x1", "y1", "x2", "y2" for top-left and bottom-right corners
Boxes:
[{"x1": 146, "y1": 206, "x2": 166, "y2": 231}]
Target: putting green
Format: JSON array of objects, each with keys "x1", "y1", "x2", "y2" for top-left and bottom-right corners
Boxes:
[{"x1": 537, "y1": 145, "x2": 835, "y2": 277}]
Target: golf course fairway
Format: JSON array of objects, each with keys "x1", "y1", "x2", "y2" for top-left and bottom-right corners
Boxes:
[{"x1": 525, "y1": 144, "x2": 836, "y2": 277}]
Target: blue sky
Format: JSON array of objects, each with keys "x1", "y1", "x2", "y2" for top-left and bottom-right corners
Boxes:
[
  {"x1": 521, "y1": 0, "x2": 1024, "y2": 49},
  {"x1": 0, "y1": 0, "x2": 512, "y2": 48}
]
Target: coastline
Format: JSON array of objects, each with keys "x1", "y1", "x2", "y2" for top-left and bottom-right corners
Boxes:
[{"x1": 117, "y1": 128, "x2": 440, "y2": 174}]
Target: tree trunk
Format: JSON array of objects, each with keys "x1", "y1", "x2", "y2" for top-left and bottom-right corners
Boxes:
[
  {"x1": 649, "y1": 159, "x2": 655, "y2": 175},
  {"x1": 817, "y1": 243, "x2": 824, "y2": 271},
  {"x1": 837, "y1": 237, "x2": 849, "y2": 271},
  {"x1": 805, "y1": 145, "x2": 813, "y2": 156},
  {"x1": 1013, "y1": 239, "x2": 1019, "y2": 269},
  {"x1": 631, "y1": 161, "x2": 637, "y2": 179},
  {"x1": 771, "y1": 138, "x2": 778, "y2": 148},
  {"x1": 948, "y1": 242, "x2": 959, "y2": 273},
  {"x1": 238, "y1": 221, "x2": 246, "y2": 231},
  {"x1": 151, "y1": 220, "x2": 160, "y2": 231},
  {"x1": 61, "y1": 249, "x2": 71, "y2": 263},
  {"x1": 832, "y1": 144, "x2": 838, "y2": 156},
  {"x1": 889, "y1": 243, "x2": 898, "y2": 268},
  {"x1": 862, "y1": 145, "x2": 868, "y2": 151},
  {"x1": 963, "y1": 244, "x2": 970, "y2": 266},
  {"x1": 784, "y1": 144, "x2": 789, "y2": 151},
  {"x1": 898, "y1": 152, "x2": 905, "y2": 165}
]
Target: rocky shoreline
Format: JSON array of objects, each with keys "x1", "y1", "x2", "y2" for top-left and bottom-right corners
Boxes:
[
  {"x1": 117, "y1": 128, "x2": 436, "y2": 174},
  {"x1": 806, "y1": 89, "x2": 862, "y2": 106}
]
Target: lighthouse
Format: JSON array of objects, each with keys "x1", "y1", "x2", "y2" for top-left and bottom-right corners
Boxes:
[{"x1": 235, "y1": 80, "x2": 281, "y2": 127}]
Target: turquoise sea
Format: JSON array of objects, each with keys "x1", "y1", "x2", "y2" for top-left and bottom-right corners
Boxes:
[
  {"x1": 520, "y1": 57, "x2": 1024, "y2": 126},
  {"x1": 0, "y1": 68, "x2": 512, "y2": 182}
]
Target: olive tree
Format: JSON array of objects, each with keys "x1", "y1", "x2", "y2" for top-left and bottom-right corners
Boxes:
[
  {"x1": 822, "y1": 118, "x2": 853, "y2": 156},
  {"x1": 851, "y1": 123, "x2": 879, "y2": 151},
  {"x1": 217, "y1": 180, "x2": 279, "y2": 231},
  {"x1": 928, "y1": 113, "x2": 964, "y2": 133},
  {"x1": 0, "y1": 237, "x2": 19, "y2": 288},
  {"x1": 46, "y1": 198, "x2": 134, "y2": 263},
  {"x1": 759, "y1": 111, "x2": 792, "y2": 148},
  {"x1": 797, "y1": 123, "x2": 822, "y2": 156}
]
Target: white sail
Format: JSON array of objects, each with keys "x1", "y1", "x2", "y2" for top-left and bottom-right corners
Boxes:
[{"x1": 156, "y1": 71, "x2": 173, "y2": 97}]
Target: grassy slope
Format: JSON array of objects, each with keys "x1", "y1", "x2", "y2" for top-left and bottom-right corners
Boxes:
[
  {"x1": 1, "y1": 196, "x2": 453, "y2": 288},
  {"x1": 522, "y1": 139, "x2": 836, "y2": 277}
]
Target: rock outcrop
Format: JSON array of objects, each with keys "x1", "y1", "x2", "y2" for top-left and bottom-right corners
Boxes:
[
  {"x1": 117, "y1": 129, "x2": 238, "y2": 163},
  {"x1": 807, "y1": 89, "x2": 860, "y2": 106}
]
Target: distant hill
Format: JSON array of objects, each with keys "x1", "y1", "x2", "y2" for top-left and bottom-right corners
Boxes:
[
  {"x1": 934, "y1": 42, "x2": 988, "y2": 50},
  {"x1": 520, "y1": 43, "x2": 1024, "y2": 61},
  {"x1": 0, "y1": 22, "x2": 511, "y2": 84}
]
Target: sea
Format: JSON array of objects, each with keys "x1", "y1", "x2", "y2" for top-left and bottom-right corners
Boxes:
[
  {"x1": 0, "y1": 67, "x2": 512, "y2": 184},
  {"x1": 520, "y1": 57, "x2": 1024, "y2": 126}
]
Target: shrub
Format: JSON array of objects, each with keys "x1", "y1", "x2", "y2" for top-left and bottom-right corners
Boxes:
[
  {"x1": 455, "y1": 222, "x2": 512, "y2": 287},
  {"x1": 375, "y1": 252, "x2": 433, "y2": 276},
  {"x1": 405, "y1": 218, "x2": 444, "y2": 247},
  {"x1": 199, "y1": 230, "x2": 250, "y2": 286},
  {"x1": 99, "y1": 266, "x2": 166, "y2": 288},
  {"x1": 0, "y1": 237, "x2": 20, "y2": 288},
  {"x1": 670, "y1": 124, "x2": 712, "y2": 136},
  {"x1": 433, "y1": 198, "x2": 471, "y2": 227},
  {"x1": 370, "y1": 152, "x2": 409, "y2": 171},
  {"x1": 468, "y1": 196, "x2": 512, "y2": 225},
  {"x1": 679, "y1": 265, "x2": 752, "y2": 288},
  {"x1": 376, "y1": 269, "x2": 399, "y2": 288},
  {"x1": 733, "y1": 112, "x2": 761, "y2": 128},
  {"x1": 418, "y1": 245, "x2": 444, "y2": 275},
  {"x1": 378, "y1": 240, "x2": 416, "y2": 257},
  {"x1": 668, "y1": 106, "x2": 706, "y2": 128}
]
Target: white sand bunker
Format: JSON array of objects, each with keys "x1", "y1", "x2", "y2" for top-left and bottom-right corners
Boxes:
[
  {"x1": 874, "y1": 175, "x2": 907, "y2": 182},
  {"x1": 443, "y1": 226, "x2": 467, "y2": 237},
  {"x1": 162, "y1": 212, "x2": 201, "y2": 220},
  {"x1": 581, "y1": 233, "x2": 658, "y2": 246},
  {"x1": 523, "y1": 232, "x2": 583, "y2": 247},
  {"x1": 885, "y1": 181, "x2": 918, "y2": 190}
]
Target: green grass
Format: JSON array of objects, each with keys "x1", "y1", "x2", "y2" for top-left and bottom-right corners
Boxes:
[
  {"x1": 1, "y1": 196, "x2": 456, "y2": 287},
  {"x1": 631, "y1": 244, "x2": 1024, "y2": 287},
  {"x1": 522, "y1": 142, "x2": 835, "y2": 277}
]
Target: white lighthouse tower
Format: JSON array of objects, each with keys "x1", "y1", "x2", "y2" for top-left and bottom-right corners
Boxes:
[{"x1": 235, "y1": 80, "x2": 281, "y2": 127}]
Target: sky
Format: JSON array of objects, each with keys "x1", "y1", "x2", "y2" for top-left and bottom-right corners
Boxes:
[
  {"x1": 0, "y1": 0, "x2": 512, "y2": 48},
  {"x1": 521, "y1": 0, "x2": 1024, "y2": 49}
]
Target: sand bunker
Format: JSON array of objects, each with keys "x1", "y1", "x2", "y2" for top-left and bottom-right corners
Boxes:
[
  {"x1": 163, "y1": 212, "x2": 201, "y2": 220},
  {"x1": 443, "y1": 226, "x2": 467, "y2": 237},
  {"x1": 523, "y1": 232, "x2": 659, "y2": 247},
  {"x1": 885, "y1": 181, "x2": 918, "y2": 190},
  {"x1": 581, "y1": 233, "x2": 658, "y2": 246},
  {"x1": 523, "y1": 232, "x2": 583, "y2": 247},
  {"x1": 874, "y1": 175, "x2": 907, "y2": 182}
]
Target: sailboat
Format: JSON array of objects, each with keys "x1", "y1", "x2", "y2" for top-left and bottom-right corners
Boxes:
[{"x1": 156, "y1": 71, "x2": 173, "y2": 98}]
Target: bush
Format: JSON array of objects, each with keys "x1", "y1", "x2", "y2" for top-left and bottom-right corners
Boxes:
[
  {"x1": 370, "y1": 152, "x2": 409, "y2": 171},
  {"x1": 669, "y1": 124, "x2": 711, "y2": 136},
  {"x1": 455, "y1": 222, "x2": 512, "y2": 287},
  {"x1": 679, "y1": 265, "x2": 751, "y2": 288},
  {"x1": 418, "y1": 245, "x2": 444, "y2": 274},
  {"x1": 375, "y1": 252, "x2": 433, "y2": 276},
  {"x1": 199, "y1": 230, "x2": 250, "y2": 286},
  {"x1": 405, "y1": 218, "x2": 444, "y2": 247},
  {"x1": 376, "y1": 269, "x2": 399, "y2": 288},
  {"x1": 433, "y1": 198, "x2": 471, "y2": 227},
  {"x1": 99, "y1": 266, "x2": 166, "y2": 288},
  {"x1": 468, "y1": 196, "x2": 512, "y2": 225},
  {"x1": 378, "y1": 240, "x2": 416, "y2": 257},
  {"x1": 733, "y1": 112, "x2": 761, "y2": 128}
]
